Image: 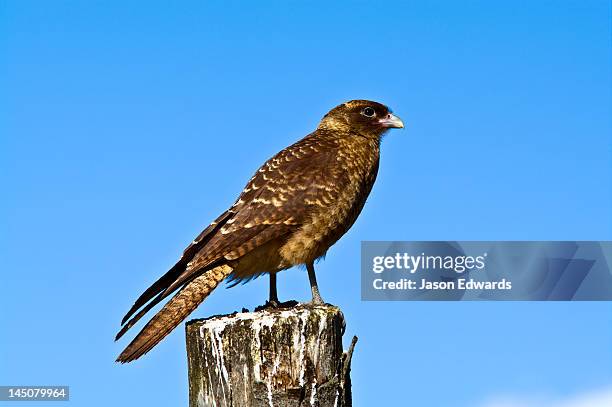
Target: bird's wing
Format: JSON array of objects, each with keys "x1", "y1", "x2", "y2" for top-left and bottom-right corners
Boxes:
[{"x1": 163, "y1": 135, "x2": 347, "y2": 291}]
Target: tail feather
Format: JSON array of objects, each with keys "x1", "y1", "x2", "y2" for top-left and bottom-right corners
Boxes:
[
  {"x1": 116, "y1": 261, "x2": 225, "y2": 342},
  {"x1": 115, "y1": 289, "x2": 168, "y2": 341},
  {"x1": 120, "y1": 261, "x2": 185, "y2": 326},
  {"x1": 116, "y1": 264, "x2": 233, "y2": 363}
]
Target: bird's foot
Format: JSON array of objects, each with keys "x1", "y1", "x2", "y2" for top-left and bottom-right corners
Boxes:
[
  {"x1": 302, "y1": 294, "x2": 326, "y2": 307},
  {"x1": 255, "y1": 299, "x2": 299, "y2": 312},
  {"x1": 267, "y1": 299, "x2": 280, "y2": 308}
]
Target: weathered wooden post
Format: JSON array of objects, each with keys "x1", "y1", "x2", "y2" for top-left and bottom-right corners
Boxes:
[{"x1": 186, "y1": 304, "x2": 357, "y2": 407}]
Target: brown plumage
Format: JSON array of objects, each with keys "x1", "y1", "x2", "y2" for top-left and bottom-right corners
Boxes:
[{"x1": 116, "y1": 100, "x2": 404, "y2": 363}]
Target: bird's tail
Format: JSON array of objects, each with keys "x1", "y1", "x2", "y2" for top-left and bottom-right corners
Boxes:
[{"x1": 115, "y1": 264, "x2": 233, "y2": 363}]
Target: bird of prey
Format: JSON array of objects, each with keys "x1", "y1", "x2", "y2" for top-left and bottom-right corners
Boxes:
[{"x1": 116, "y1": 100, "x2": 404, "y2": 363}]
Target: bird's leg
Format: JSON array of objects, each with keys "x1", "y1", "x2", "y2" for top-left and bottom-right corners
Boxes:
[
  {"x1": 254, "y1": 272, "x2": 298, "y2": 311},
  {"x1": 306, "y1": 262, "x2": 324, "y2": 305},
  {"x1": 268, "y1": 272, "x2": 279, "y2": 307}
]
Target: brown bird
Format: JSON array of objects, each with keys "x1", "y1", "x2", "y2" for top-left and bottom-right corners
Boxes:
[{"x1": 115, "y1": 100, "x2": 404, "y2": 363}]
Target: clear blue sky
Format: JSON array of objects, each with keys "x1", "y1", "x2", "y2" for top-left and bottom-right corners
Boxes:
[{"x1": 1, "y1": 1, "x2": 611, "y2": 406}]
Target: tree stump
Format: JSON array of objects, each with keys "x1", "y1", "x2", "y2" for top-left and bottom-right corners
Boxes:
[{"x1": 185, "y1": 304, "x2": 357, "y2": 407}]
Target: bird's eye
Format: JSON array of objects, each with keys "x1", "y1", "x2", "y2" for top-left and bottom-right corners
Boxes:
[{"x1": 362, "y1": 107, "x2": 376, "y2": 117}]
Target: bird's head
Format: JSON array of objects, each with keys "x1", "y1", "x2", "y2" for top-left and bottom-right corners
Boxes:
[{"x1": 318, "y1": 100, "x2": 404, "y2": 138}]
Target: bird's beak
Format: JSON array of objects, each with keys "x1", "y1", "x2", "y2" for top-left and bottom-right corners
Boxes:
[{"x1": 378, "y1": 113, "x2": 404, "y2": 129}]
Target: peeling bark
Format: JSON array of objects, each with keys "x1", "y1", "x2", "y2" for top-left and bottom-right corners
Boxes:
[{"x1": 186, "y1": 305, "x2": 356, "y2": 407}]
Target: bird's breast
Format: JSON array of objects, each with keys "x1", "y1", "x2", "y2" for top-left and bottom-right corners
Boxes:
[{"x1": 279, "y1": 138, "x2": 380, "y2": 266}]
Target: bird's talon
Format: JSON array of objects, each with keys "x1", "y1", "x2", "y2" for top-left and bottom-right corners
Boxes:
[
  {"x1": 266, "y1": 299, "x2": 280, "y2": 308},
  {"x1": 255, "y1": 299, "x2": 299, "y2": 312},
  {"x1": 304, "y1": 297, "x2": 325, "y2": 307}
]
